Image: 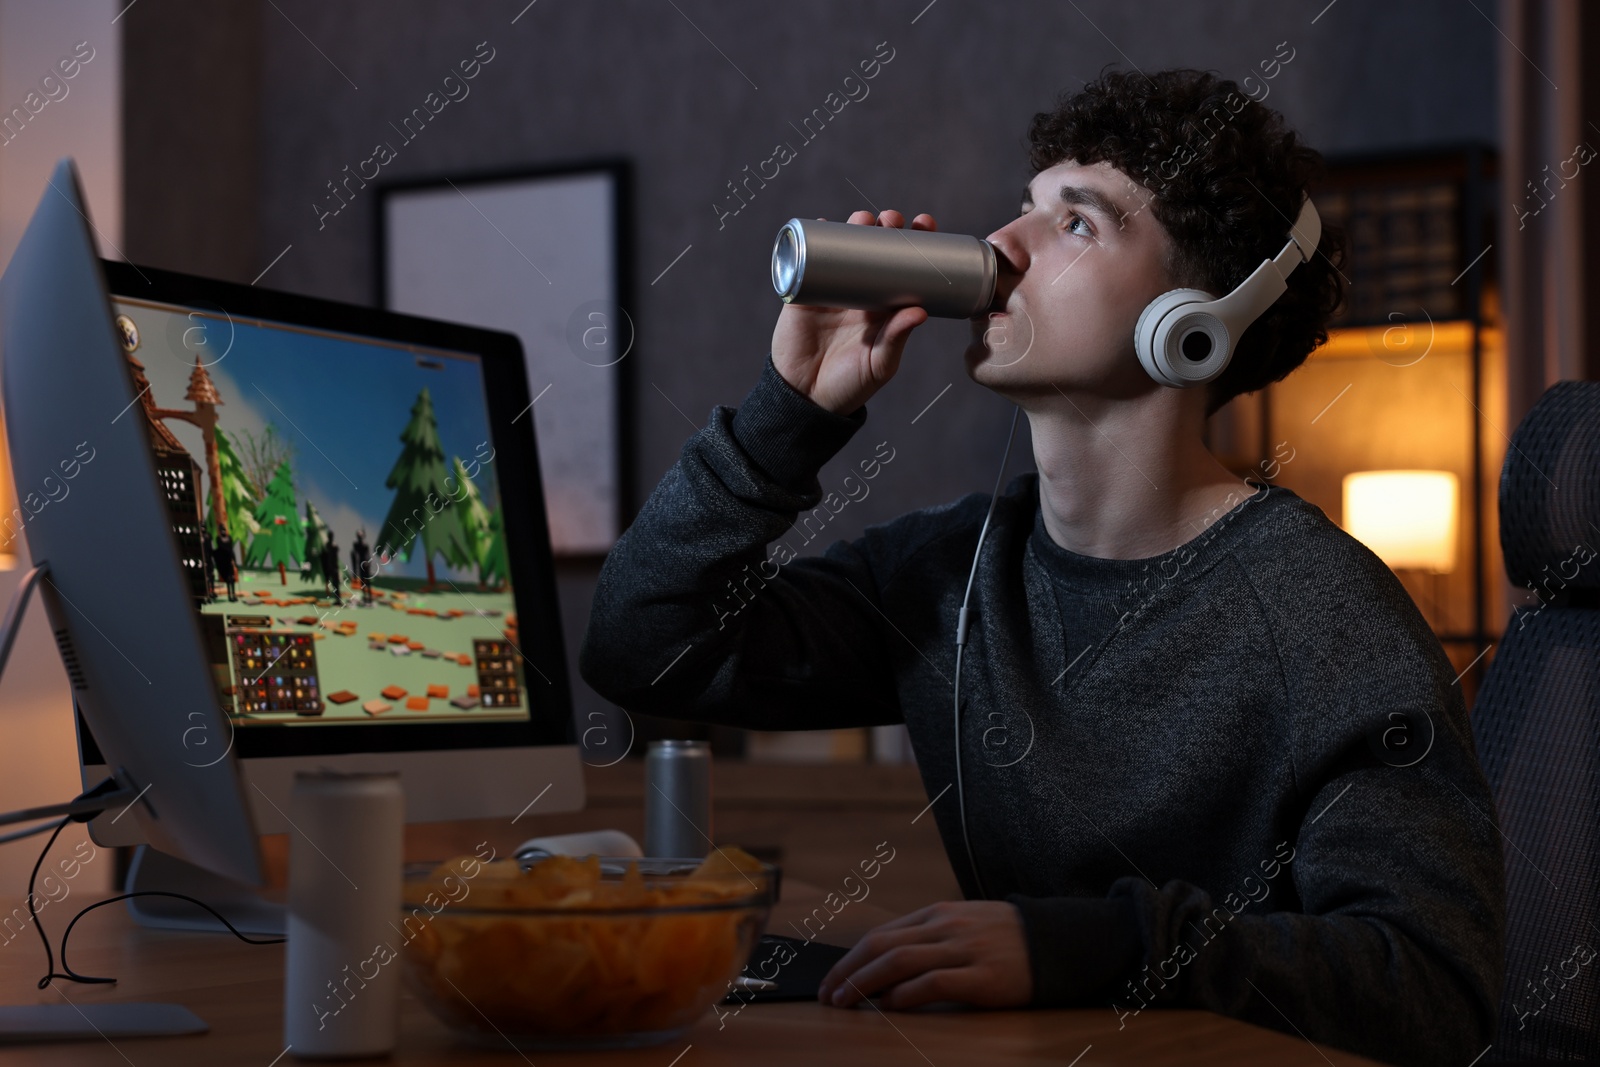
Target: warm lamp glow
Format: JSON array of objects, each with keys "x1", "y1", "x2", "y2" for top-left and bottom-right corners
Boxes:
[
  {"x1": 1342, "y1": 470, "x2": 1459, "y2": 573},
  {"x1": 0, "y1": 409, "x2": 15, "y2": 570}
]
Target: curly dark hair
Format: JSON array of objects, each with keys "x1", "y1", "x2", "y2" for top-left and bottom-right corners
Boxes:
[{"x1": 1027, "y1": 68, "x2": 1346, "y2": 416}]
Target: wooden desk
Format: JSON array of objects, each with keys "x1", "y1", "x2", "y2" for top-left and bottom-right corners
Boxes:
[{"x1": 0, "y1": 878, "x2": 1389, "y2": 1066}]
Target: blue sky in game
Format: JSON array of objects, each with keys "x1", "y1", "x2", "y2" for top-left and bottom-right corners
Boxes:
[{"x1": 116, "y1": 300, "x2": 503, "y2": 582}]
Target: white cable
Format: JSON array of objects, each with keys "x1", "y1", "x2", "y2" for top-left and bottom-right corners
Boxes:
[{"x1": 953, "y1": 405, "x2": 1021, "y2": 901}]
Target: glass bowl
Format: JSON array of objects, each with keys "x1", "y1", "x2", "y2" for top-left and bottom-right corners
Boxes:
[{"x1": 398, "y1": 853, "x2": 777, "y2": 1050}]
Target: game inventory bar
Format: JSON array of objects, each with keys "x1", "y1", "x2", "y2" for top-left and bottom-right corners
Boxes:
[
  {"x1": 211, "y1": 619, "x2": 529, "y2": 723},
  {"x1": 229, "y1": 630, "x2": 323, "y2": 715},
  {"x1": 473, "y1": 639, "x2": 522, "y2": 708}
]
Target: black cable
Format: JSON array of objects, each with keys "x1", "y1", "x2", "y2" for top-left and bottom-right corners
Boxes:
[
  {"x1": 17, "y1": 782, "x2": 284, "y2": 989},
  {"x1": 0, "y1": 774, "x2": 131, "y2": 831},
  {"x1": 25, "y1": 816, "x2": 70, "y2": 987},
  {"x1": 46, "y1": 891, "x2": 285, "y2": 987}
]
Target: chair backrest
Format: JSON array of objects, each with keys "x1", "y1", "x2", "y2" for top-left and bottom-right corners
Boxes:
[{"x1": 1474, "y1": 380, "x2": 1600, "y2": 1062}]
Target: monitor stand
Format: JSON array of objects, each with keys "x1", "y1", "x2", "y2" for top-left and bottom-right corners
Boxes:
[{"x1": 124, "y1": 845, "x2": 286, "y2": 937}]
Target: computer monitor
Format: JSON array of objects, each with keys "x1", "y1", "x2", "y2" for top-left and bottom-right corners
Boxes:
[
  {"x1": 0, "y1": 162, "x2": 586, "y2": 1032},
  {"x1": 72, "y1": 223, "x2": 587, "y2": 863},
  {"x1": 0, "y1": 159, "x2": 263, "y2": 890}
]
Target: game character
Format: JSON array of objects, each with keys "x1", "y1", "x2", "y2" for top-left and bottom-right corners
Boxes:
[
  {"x1": 213, "y1": 529, "x2": 237, "y2": 601},
  {"x1": 320, "y1": 533, "x2": 341, "y2": 603},
  {"x1": 302, "y1": 521, "x2": 320, "y2": 582},
  {"x1": 199, "y1": 531, "x2": 215, "y2": 604},
  {"x1": 350, "y1": 529, "x2": 374, "y2": 604}
]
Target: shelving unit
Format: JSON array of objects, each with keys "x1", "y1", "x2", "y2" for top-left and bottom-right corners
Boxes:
[{"x1": 1207, "y1": 145, "x2": 1502, "y2": 701}]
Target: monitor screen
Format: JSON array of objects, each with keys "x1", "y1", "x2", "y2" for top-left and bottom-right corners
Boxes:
[{"x1": 107, "y1": 295, "x2": 540, "y2": 735}]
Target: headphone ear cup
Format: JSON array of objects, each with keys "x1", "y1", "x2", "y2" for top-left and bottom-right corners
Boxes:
[{"x1": 1134, "y1": 288, "x2": 1232, "y2": 388}]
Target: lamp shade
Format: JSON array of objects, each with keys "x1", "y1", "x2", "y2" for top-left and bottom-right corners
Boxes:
[{"x1": 1342, "y1": 470, "x2": 1459, "y2": 573}]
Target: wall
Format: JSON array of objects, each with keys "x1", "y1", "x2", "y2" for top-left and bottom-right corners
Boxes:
[
  {"x1": 121, "y1": 0, "x2": 1498, "y2": 740},
  {"x1": 120, "y1": 1, "x2": 257, "y2": 283}
]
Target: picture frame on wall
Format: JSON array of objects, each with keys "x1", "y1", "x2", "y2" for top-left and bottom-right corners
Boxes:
[{"x1": 378, "y1": 160, "x2": 633, "y2": 556}]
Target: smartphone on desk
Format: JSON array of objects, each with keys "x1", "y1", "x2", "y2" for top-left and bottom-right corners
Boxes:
[{"x1": 722, "y1": 934, "x2": 851, "y2": 1004}]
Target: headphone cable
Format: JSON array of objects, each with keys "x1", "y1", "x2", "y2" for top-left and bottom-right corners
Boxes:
[{"x1": 953, "y1": 404, "x2": 1022, "y2": 901}]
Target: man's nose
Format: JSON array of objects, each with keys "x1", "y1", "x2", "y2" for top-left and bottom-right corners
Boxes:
[{"x1": 984, "y1": 223, "x2": 1027, "y2": 310}]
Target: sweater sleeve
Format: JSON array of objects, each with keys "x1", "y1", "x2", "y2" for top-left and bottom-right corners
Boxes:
[
  {"x1": 1104, "y1": 666, "x2": 1500, "y2": 1065},
  {"x1": 1001, "y1": 746, "x2": 1501, "y2": 1067},
  {"x1": 1101, "y1": 766, "x2": 1500, "y2": 1066},
  {"x1": 579, "y1": 355, "x2": 905, "y2": 730},
  {"x1": 1004, "y1": 893, "x2": 1146, "y2": 1006}
]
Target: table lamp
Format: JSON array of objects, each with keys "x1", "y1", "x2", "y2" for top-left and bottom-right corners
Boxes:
[{"x1": 1342, "y1": 469, "x2": 1459, "y2": 626}]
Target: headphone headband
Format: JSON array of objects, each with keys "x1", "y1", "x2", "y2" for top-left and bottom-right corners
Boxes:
[{"x1": 1133, "y1": 196, "x2": 1322, "y2": 388}]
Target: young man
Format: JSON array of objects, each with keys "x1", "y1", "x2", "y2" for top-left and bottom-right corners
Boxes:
[{"x1": 581, "y1": 69, "x2": 1505, "y2": 1066}]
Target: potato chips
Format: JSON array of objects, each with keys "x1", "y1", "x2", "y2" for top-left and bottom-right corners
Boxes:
[{"x1": 400, "y1": 848, "x2": 772, "y2": 1043}]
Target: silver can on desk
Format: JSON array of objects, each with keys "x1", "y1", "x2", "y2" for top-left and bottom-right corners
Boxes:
[
  {"x1": 643, "y1": 739, "x2": 712, "y2": 858},
  {"x1": 282, "y1": 769, "x2": 404, "y2": 1058}
]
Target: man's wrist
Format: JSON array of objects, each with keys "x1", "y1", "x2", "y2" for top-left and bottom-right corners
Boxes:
[
  {"x1": 729, "y1": 354, "x2": 867, "y2": 492},
  {"x1": 770, "y1": 353, "x2": 868, "y2": 417}
]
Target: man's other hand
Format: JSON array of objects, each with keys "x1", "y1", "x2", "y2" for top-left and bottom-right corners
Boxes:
[
  {"x1": 770, "y1": 209, "x2": 935, "y2": 415},
  {"x1": 815, "y1": 900, "x2": 1033, "y2": 1010}
]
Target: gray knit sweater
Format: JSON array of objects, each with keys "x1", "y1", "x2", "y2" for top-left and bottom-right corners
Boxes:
[{"x1": 580, "y1": 358, "x2": 1506, "y2": 1067}]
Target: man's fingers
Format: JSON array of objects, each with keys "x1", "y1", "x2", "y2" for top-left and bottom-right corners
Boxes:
[
  {"x1": 828, "y1": 943, "x2": 966, "y2": 1008},
  {"x1": 833, "y1": 904, "x2": 941, "y2": 963},
  {"x1": 818, "y1": 938, "x2": 886, "y2": 1001},
  {"x1": 868, "y1": 307, "x2": 926, "y2": 383},
  {"x1": 844, "y1": 208, "x2": 933, "y2": 230},
  {"x1": 878, "y1": 967, "x2": 968, "y2": 1010},
  {"x1": 818, "y1": 901, "x2": 1033, "y2": 1012},
  {"x1": 817, "y1": 910, "x2": 945, "y2": 1002},
  {"x1": 881, "y1": 306, "x2": 929, "y2": 346}
]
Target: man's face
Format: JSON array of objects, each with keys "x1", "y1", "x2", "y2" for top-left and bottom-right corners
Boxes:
[{"x1": 965, "y1": 159, "x2": 1181, "y2": 399}]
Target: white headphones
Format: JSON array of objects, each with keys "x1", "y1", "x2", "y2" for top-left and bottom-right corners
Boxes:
[{"x1": 1132, "y1": 196, "x2": 1322, "y2": 388}]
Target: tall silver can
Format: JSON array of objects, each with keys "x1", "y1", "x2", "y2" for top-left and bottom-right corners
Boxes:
[
  {"x1": 771, "y1": 217, "x2": 998, "y2": 319},
  {"x1": 283, "y1": 769, "x2": 404, "y2": 1058},
  {"x1": 644, "y1": 739, "x2": 712, "y2": 858}
]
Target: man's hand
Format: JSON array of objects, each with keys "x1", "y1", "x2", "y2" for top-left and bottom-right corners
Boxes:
[
  {"x1": 816, "y1": 900, "x2": 1033, "y2": 1010},
  {"x1": 770, "y1": 208, "x2": 935, "y2": 415}
]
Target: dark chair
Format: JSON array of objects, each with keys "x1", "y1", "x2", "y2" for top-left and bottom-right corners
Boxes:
[{"x1": 1474, "y1": 380, "x2": 1600, "y2": 1063}]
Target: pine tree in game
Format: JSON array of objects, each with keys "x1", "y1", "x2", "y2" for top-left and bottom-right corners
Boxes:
[
  {"x1": 479, "y1": 505, "x2": 508, "y2": 589},
  {"x1": 377, "y1": 388, "x2": 474, "y2": 588},
  {"x1": 207, "y1": 427, "x2": 261, "y2": 543},
  {"x1": 245, "y1": 460, "x2": 305, "y2": 584},
  {"x1": 451, "y1": 455, "x2": 493, "y2": 576}
]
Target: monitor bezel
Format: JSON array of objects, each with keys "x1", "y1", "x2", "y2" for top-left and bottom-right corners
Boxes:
[{"x1": 97, "y1": 258, "x2": 575, "y2": 759}]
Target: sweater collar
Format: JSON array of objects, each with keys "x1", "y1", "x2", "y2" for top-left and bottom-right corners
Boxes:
[{"x1": 1027, "y1": 476, "x2": 1285, "y2": 595}]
